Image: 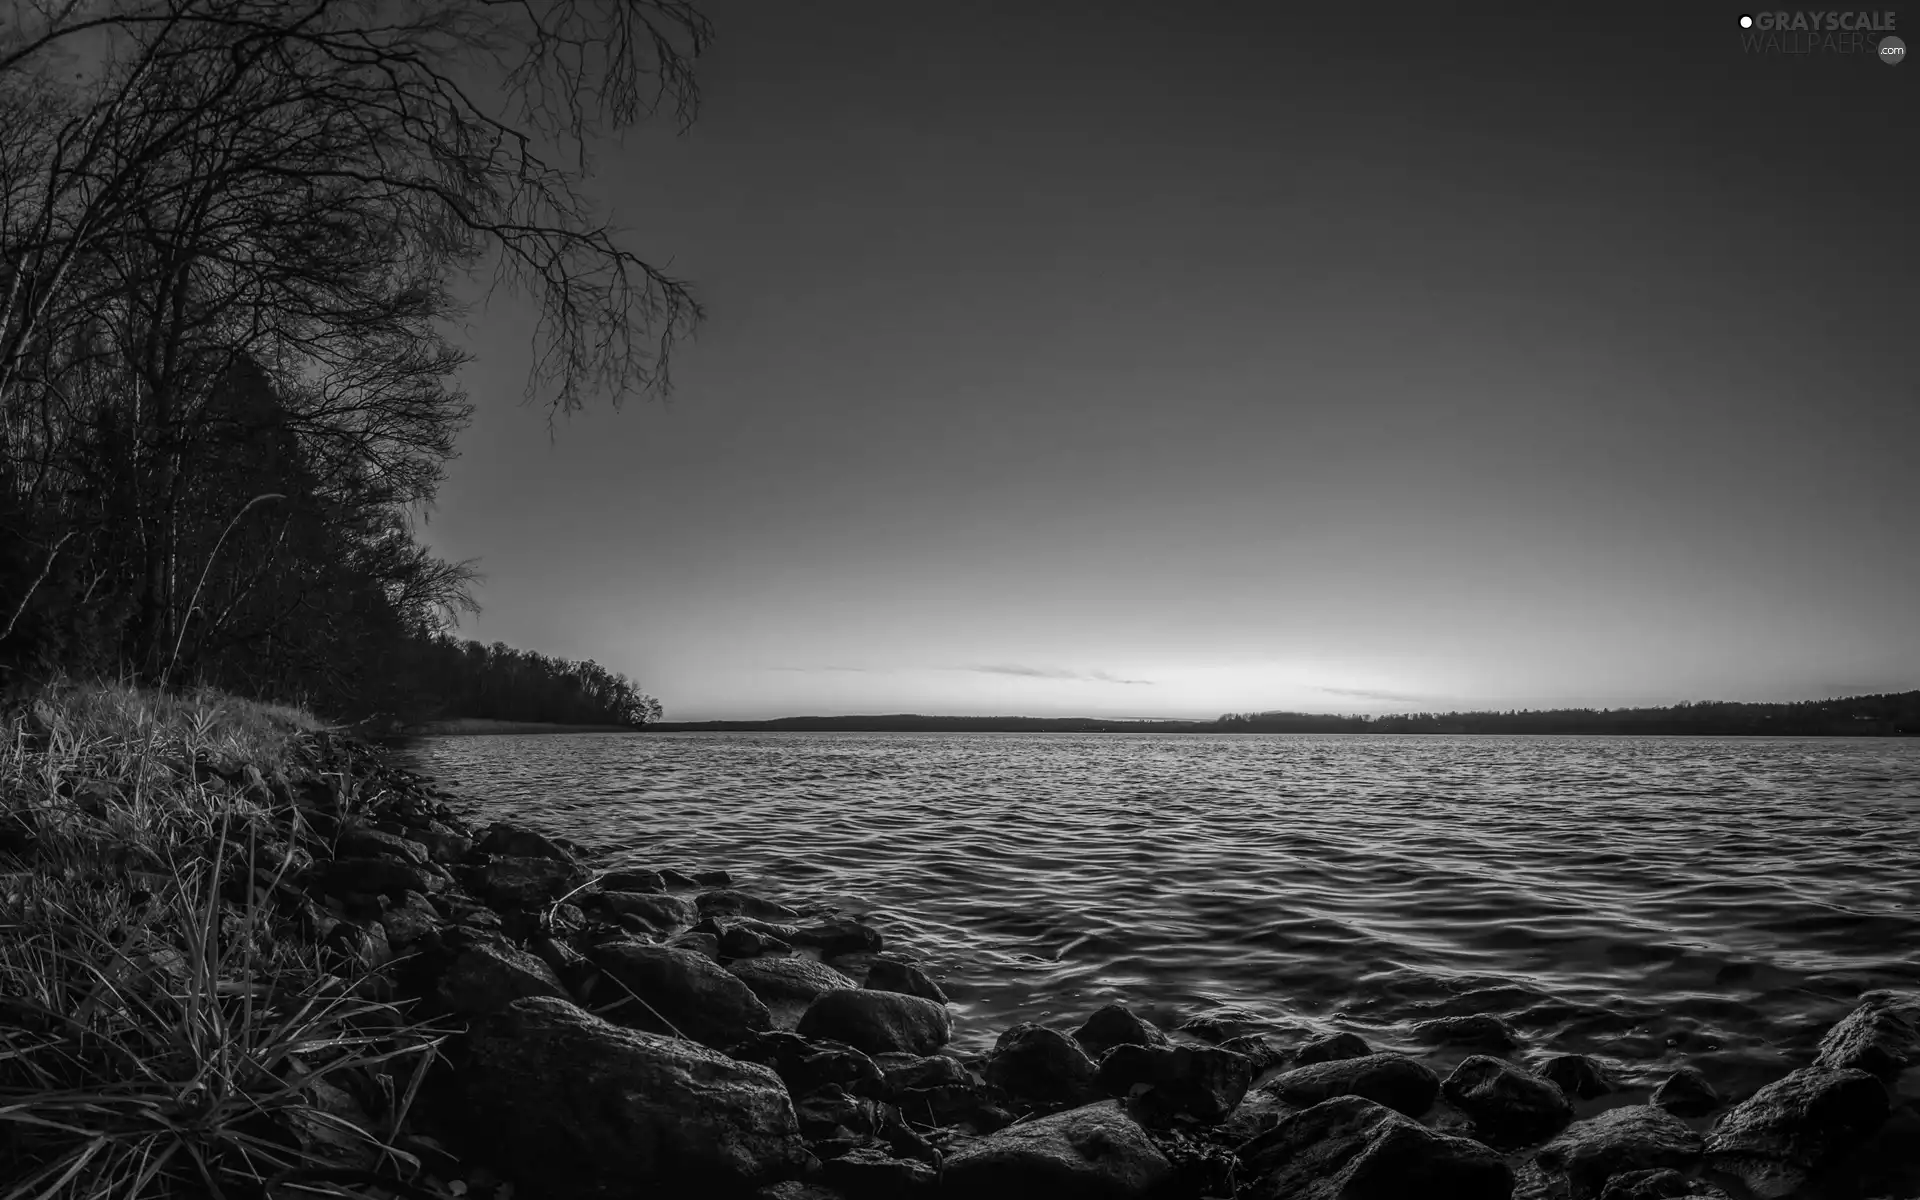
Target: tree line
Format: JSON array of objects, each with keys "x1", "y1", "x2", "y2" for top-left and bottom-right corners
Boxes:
[{"x1": 0, "y1": 0, "x2": 698, "y2": 723}]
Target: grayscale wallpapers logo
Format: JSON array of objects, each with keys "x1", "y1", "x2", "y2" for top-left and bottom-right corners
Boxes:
[{"x1": 1735, "y1": 11, "x2": 1905, "y2": 60}]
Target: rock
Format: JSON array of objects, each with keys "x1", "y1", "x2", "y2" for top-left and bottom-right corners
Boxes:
[
  {"x1": 1812, "y1": 990, "x2": 1920, "y2": 1084},
  {"x1": 591, "y1": 940, "x2": 773, "y2": 1049},
  {"x1": 730, "y1": 956, "x2": 860, "y2": 1006},
  {"x1": 410, "y1": 827, "x2": 473, "y2": 864},
  {"x1": 336, "y1": 825, "x2": 428, "y2": 864},
  {"x1": 754, "y1": 1185, "x2": 843, "y2": 1200},
  {"x1": 379, "y1": 891, "x2": 444, "y2": 949},
  {"x1": 471, "y1": 855, "x2": 588, "y2": 908},
  {"x1": 1598, "y1": 1169, "x2": 1732, "y2": 1200},
  {"x1": 316, "y1": 856, "x2": 436, "y2": 900},
  {"x1": 599, "y1": 889, "x2": 698, "y2": 930},
  {"x1": 941, "y1": 1100, "x2": 1173, "y2": 1198},
  {"x1": 1071, "y1": 1003, "x2": 1170, "y2": 1058},
  {"x1": 793, "y1": 1084, "x2": 882, "y2": 1139},
  {"x1": 659, "y1": 867, "x2": 703, "y2": 888},
  {"x1": 1651, "y1": 1066, "x2": 1721, "y2": 1117},
  {"x1": 1263, "y1": 1052, "x2": 1440, "y2": 1119},
  {"x1": 465, "y1": 996, "x2": 811, "y2": 1197},
  {"x1": 716, "y1": 921, "x2": 794, "y2": 958},
  {"x1": 693, "y1": 869, "x2": 734, "y2": 886},
  {"x1": 788, "y1": 916, "x2": 884, "y2": 957},
  {"x1": 729, "y1": 1030, "x2": 888, "y2": 1100},
  {"x1": 1237, "y1": 1095, "x2": 1513, "y2": 1200},
  {"x1": 599, "y1": 867, "x2": 665, "y2": 892},
  {"x1": 874, "y1": 1051, "x2": 976, "y2": 1094},
  {"x1": 698, "y1": 889, "x2": 801, "y2": 921},
  {"x1": 670, "y1": 931, "x2": 722, "y2": 958},
  {"x1": 1291, "y1": 1030, "x2": 1372, "y2": 1067},
  {"x1": 437, "y1": 942, "x2": 570, "y2": 1015},
  {"x1": 796, "y1": 988, "x2": 952, "y2": 1056},
  {"x1": 1096, "y1": 1042, "x2": 1253, "y2": 1124},
  {"x1": 477, "y1": 822, "x2": 574, "y2": 862},
  {"x1": 864, "y1": 956, "x2": 948, "y2": 1004},
  {"x1": 819, "y1": 1144, "x2": 937, "y2": 1196},
  {"x1": 984, "y1": 1023, "x2": 1103, "y2": 1109},
  {"x1": 1539, "y1": 1053, "x2": 1616, "y2": 1100},
  {"x1": 1176, "y1": 1007, "x2": 1261, "y2": 1043},
  {"x1": 1413, "y1": 1014, "x2": 1521, "y2": 1051},
  {"x1": 1702, "y1": 1065, "x2": 1889, "y2": 1199},
  {"x1": 1220, "y1": 1034, "x2": 1285, "y2": 1072},
  {"x1": 1441, "y1": 1055, "x2": 1573, "y2": 1146},
  {"x1": 1536, "y1": 1105, "x2": 1703, "y2": 1200}
]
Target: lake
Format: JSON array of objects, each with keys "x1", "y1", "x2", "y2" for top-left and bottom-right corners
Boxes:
[{"x1": 397, "y1": 732, "x2": 1920, "y2": 1108}]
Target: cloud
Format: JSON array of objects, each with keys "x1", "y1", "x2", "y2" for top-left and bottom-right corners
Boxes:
[
  {"x1": 766, "y1": 665, "x2": 870, "y2": 673},
  {"x1": 965, "y1": 665, "x2": 1154, "y2": 685},
  {"x1": 1315, "y1": 685, "x2": 1438, "y2": 703}
]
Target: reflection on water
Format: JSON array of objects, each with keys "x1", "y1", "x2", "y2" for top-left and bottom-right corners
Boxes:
[{"x1": 396, "y1": 732, "x2": 1920, "y2": 1098}]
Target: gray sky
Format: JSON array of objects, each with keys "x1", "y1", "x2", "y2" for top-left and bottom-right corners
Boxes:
[{"x1": 421, "y1": 2, "x2": 1918, "y2": 720}]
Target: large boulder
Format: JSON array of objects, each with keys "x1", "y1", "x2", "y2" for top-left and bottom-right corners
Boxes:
[
  {"x1": 1071, "y1": 1003, "x2": 1170, "y2": 1058},
  {"x1": 1413, "y1": 1014, "x2": 1520, "y2": 1052},
  {"x1": 464, "y1": 996, "x2": 811, "y2": 1197},
  {"x1": 599, "y1": 890, "x2": 699, "y2": 930},
  {"x1": 1095, "y1": 1042, "x2": 1253, "y2": 1124},
  {"x1": 1650, "y1": 1066, "x2": 1721, "y2": 1117},
  {"x1": 1262, "y1": 1052, "x2": 1439, "y2": 1118},
  {"x1": 729, "y1": 956, "x2": 860, "y2": 1006},
  {"x1": 1236, "y1": 1095, "x2": 1513, "y2": 1200},
  {"x1": 591, "y1": 940, "x2": 772, "y2": 1049},
  {"x1": 984, "y1": 1023, "x2": 1103, "y2": 1110},
  {"x1": 787, "y1": 916, "x2": 884, "y2": 957},
  {"x1": 796, "y1": 987, "x2": 952, "y2": 1056},
  {"x1": 728, "y1": 1030, "x2": 887, "y2": 1100},
  {"x1": 940, "y1": 1100, "x2": 1172, "y2": 1198},
  {"x1": 1291, "y1": 1031, "x2": 1372, "y2": 1067},
  {"x1": 1538, "y1": 1054, "x2": 1616, "y2": 1100},
  {"x1": 697, "y1": 889, "x2": 801, "y2": 921},
  {"x1": 437, "y1": 942, "x2": 570, "y2": 1016},
  {"x1": 477, "y1": 822, "x2": 574, "y2": 862},
  {"x1": 315, "y1": 856, "x2": 437, "y2": 900},
  {"x1": 336, "y1": 825, "x2": 428, "y2": 865},
  {"x1": 1702, "y1": 1066, "x2": 1890, "y2": 1198},
  {"x1": 864, "y1": 956, "x2": 949, "y2": 1004},
  {"x1": 1441, "y1": 1055, "x2": 1573, "y2": 1146},
  {"x1": 1597, "y1": 1170, "x2": 1733, "y2": 1200},
  {"x1": 1812, "y1": 990, "x2": 1920, "y2": 1083},
  {"x1": 471, "y1": 855, "x2": 588, "y2": 908},
  {"x1": 1536, "y1": 1105, "x2": 1702, "y2": 1200}
]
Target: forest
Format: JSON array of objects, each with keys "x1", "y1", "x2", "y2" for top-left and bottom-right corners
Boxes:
[{"x1": 0, "y1": 1, "x2": 697, "y2": 726}]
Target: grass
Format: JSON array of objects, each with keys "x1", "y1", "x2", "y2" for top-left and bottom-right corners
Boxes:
[{"x1": 0, "y1": 681, "x2": 447, "y2": 1199}]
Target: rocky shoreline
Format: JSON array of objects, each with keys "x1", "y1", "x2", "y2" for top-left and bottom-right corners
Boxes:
[{"x1": 150, "y1": 732, "x2": 1920, "y2": 1199}]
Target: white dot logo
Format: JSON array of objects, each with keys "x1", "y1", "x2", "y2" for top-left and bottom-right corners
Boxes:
[
  {"x1": 1881, "y1": 35, "x2": 1907, "y2": 64},
  {"x1": 1739, "y1": 14, "x2": 1754, "y2": 27}
]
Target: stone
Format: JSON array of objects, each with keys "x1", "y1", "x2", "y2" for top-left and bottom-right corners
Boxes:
[
  {"x1": 1236, "y1": 1095, "x2": 1513, "y2": 1200},
  {"x1": 477, "y1": 822, "x2": 574, "y2": 862},
  {"x1": 335, "y1": 825, "x2": 428, "y2": 864},
  {"x1": 693, "y1": 869, "x2": 734, "y2": 886},
  {"x1": 316, "y1": 856, "x2": 436, "y2": 900},
  {"x1": 670, "y1": 931, "x2": 722, "y2": 958},
  {"x1": 864, "y1": 956, "x2": 948, "y2": 1004},
  {"x1": 378, "y1": 891, "x2": 444, "y2": 949},
  {"x1": 1702, "y1": 1065, "x2": 1890, "y2": 1199},
  {"x1": 1176, "y1": 1007, "x2": 1261, "y2": 1043},
  {"x1": 471, "y1": 855, "x2": 588, "y2": 908},
  {"x1": 1071, "y1": 1002, "x2": 1170, "y2": 1058},
  {"x1": 819, "y1": 1144, "x2": 937, "y2": 1196},
  {"x1": 796, "y1": 987, "x2": 952, "y2": 1056},
  {"x1": 1536, "y1": 1105, "x2": 1703, "y2": 1200},
  {"x1": 1263, "y1": 1052, "x2": 1441, "y2": 1119},
  {"x1": 658, "y1": 867, "x2": 703, "y2": 888},
  {"x1": 1812, "y1": 990, "x2": 1920, "y2": 1083},
  {"x1": 716, "y1": 921, "x2": 793, "y2": 958},
  {"x1": 465, "y1": 996, "x2": 811, "y2": 1197},
  {"x1": 1597, "y1": 1169, "x2": 1732, "y2": 1200},
  {"x1": 437, "y1": 942, "x2": 570, "y2": 1016},
  {"x1": 793, "y1": 1084, "x2": 882, "y2": 1139},
  {"x1": 1095, "y1": 1042, "x2": 1254, "y2": 1124},
  {"x1": 984, "y1": 1022, "x2": 1103, "y2": 1109},
  {"x1": 1539, "y1": 1053, "x2": 1616, "y2": 1100},
  {"x1": 591, "y1": 939, "x2": 773, "y2": 1050},
  {"x1": 941, "y1": 1100, "x2": 1173, "y2": 1198},
  {"x1": 874, "y1": 1051, "x2": 976, "y2": 1094},
  {"x1": 788, "y1": 916, "x2": 884, "y2": 957},
  {"x1": 729, "y1": 1030, "x2": 888, "y2": 1100},
  {"x1": 697, "y1": 889, "x2": 801, "y2": 921},
  {"x1": 1413, "y1": 1014, "x2": 1521, "y2": 1051},
  {"x1": 1291, "y1": 1030, "x2": 1372, "y2": 1067},
  {"x1": 729, "y1": 956, "x2": 860, "y2": 1006},
  {"x1": 599, "y1": 890, "x2": 698, "y2": 929},
  {"x1": 1220, "y1": 1034, "x2": 1285, "y2": 1072},
  {"x1": 410, "y1": 827, "x2": 473, "y2": 865},
  {"x1": 754, "y1": 1186, "x2": 843, "y2": 1200},
  {"x1": 599, "y1": 867, "x2": 665, "y2": 892},
  {"x1": 1441, "y1": 1055, "x2": 1573, "y2": 1146},
  {"x1": 1651, "y1": 1066, "x2": 1721, "y2": 1117}
]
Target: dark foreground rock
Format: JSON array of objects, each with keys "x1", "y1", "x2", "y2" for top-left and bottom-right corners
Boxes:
[
  {"x1": 729, "y1": 1030, "x2": 888, "y2": 1099},
  {"x1": 1262, "y1": 1052, "x2": 1440, "y2": 1118},
  {"x1": 1441, "y1": 1055, "x2": 1573, "y2": 1146},
  {"x1": 864, "y1": 956, "x2": 949, "y2": 1004},
  {"x1": 1812, "y1": 990, "x2": 1920, "y2": 1083},
  {"x1": 1413, "y1": 1014, "x2": 1521, "y2": 1051},
  {"x1": 941, "y1": 1100, "x2": 1172, "y2": 1198},
  {"x1": 1291, "y1": 1030, "x2": 1372, "y2": 1067},
  {"x1": 465, "y1": 996, "x2": 812, "y2": 1198},
  {"x1": 1538, "y1": 1053, "x2": 1616, "y2": 1100},
  {"x1": 591, "y1": 940, "x2": 773, "y2": 1049},
  {"x1": 1650, "y1": 1066, "x2": 1721, "y2": 1117},
  {"x1": 984, "y1": 1023, "x2": 1103, "y2": 1110},
  {"x1": 1095, "y1": 1042, "x2": 1253, "y2": 1124},
  {"x1": 1535, "y1": 1105, "x2": 1703, "y2": 1200},
  {"x1": 1071, "y1": 1003, "x2": 1170, "y2": 1058},
  {"x1": 729, "y1": 956, "x2": 861, "y2": 1006},
  {"x1": 796, "y1": 987, "x2": 953, "y2": 1056},
  {"x1": 1597, "y1": 1169, "x2": 1733, "y2": 1200},
  {"x1": 437, "y1": 941, "x2": 570, "y2": 1015},
  {"x1": 1702, "y1": 1065, "x2": 1890, "y2": 1198},
  {"x1": 1237, "y1": 1095, "x2": 1513, "y2": 1200}
]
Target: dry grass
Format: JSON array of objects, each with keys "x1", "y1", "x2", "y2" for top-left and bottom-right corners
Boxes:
[{"x1": 0, "y1": 681, "x2": 445, "y2": 1199}]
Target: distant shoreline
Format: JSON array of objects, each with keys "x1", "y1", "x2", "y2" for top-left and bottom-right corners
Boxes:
[{"x1": 407, "y1": 718, "x2": 640, "y2": 736}]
